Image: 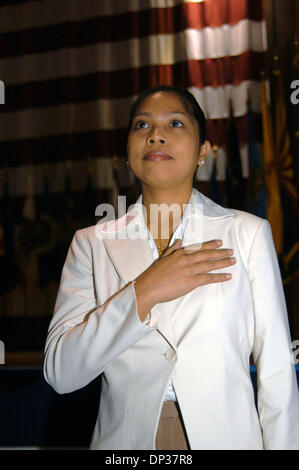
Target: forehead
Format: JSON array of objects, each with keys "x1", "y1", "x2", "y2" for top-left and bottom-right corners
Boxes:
[{"x1": 136, "y1": 91, "x2": 190, "y2": 115}]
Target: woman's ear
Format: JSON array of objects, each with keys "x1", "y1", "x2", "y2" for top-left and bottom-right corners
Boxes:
[{"x1": 198, "y1": 140, "x2": 212, "y2": 166}]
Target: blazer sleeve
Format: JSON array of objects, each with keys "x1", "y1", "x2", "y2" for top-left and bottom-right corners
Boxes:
[
  {"x1": 43, "y1": 229, "x2": 154, "y2": 394},
  {"x1": 249, "y1": 218, "x2": 299, "y2": 449}
]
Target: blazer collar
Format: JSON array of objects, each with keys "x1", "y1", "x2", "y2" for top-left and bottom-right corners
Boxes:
[{"x1": 101, "y1": 188, "x2": 235, "y2": 236}]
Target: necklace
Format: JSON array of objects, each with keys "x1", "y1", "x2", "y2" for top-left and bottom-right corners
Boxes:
[
  {"x1": 147, "y1": 223, "x2": 173, "y2": 257},
  {"x1": 157, "y1": 238, "x2": 171, "y2": 257}
]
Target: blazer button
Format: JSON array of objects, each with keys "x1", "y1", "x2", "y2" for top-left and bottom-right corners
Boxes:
[{"x1": 165, "y1": 348, "x2": 176, "y2": 362}]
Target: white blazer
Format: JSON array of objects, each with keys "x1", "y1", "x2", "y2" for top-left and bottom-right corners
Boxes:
[{"x1": 43, "y1": 189, "x2": 299, "y2": 450}]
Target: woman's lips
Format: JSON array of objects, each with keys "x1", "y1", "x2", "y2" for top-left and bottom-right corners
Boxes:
[{"x1": 143, "y1": 151, "x2": 172, "y2": 161}]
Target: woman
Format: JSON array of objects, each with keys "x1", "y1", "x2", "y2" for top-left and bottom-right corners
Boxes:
[{"x1": 43, "y1": 85, "x2": 299, "y2": 450}]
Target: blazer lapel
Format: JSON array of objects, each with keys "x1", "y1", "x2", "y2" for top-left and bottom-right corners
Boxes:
[
  {"x1": 103, "y1": 235, "x2": 178, "y2": 351},
  {"x1": 103, "y1": 237, "x2": 153, "y2": 283}
]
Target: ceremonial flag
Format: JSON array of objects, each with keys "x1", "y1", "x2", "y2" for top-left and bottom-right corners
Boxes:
[
  {"x1": 274, "y1": 69, "x2": 299, "y2": 216},
  {"x1": 273, "y1": 66, "x2": 299, "y2": 278},
  {"x1": 225, "y1": 108, "x2": 245, "y2": 210},
  {"x1": 246, "y1": 98, "x2": 267, "y2": 218},
  {"x1": 260, "y1": 79, "x2": 283, "y2": 254}
]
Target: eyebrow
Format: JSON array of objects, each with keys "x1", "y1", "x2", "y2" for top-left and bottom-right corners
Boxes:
[{"x1": 133, "y1": 111, "x2": 188, "y2": 118}]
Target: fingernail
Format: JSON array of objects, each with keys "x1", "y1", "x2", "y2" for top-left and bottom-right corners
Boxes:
[
  {"x1": 226, "y1": 274, "x2": 232, "y2": 279},
  {"x1": 216, "y1": 240, "x2": 222, "y2": 246}
]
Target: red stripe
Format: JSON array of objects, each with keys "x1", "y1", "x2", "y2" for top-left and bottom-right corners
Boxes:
[
  {"x1": 186, "y1": 52, "x2": 265, "y2": 88},
  {"x1": 206, "y1": 113, "x2": 262, "y2": 147},
  {"x1": 0, "y1": 1, "x2": 264, "y2": 58},
  {"x1": 2, "y1": 53, "x2": 266, "y2": 111},
  {"x1": 186, "y1": 0, "x2": 263, "y2": 29}
]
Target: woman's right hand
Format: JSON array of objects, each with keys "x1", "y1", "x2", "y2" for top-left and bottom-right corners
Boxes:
[{"x1": 134, "y1": 239, "x2": 236, "y2": 321}]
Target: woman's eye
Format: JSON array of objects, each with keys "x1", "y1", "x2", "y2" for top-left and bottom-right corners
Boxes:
[
  {"x1": 135, "y1": 120, "x2": 148, "y2": 129},
  {"x1": 171, "y1": 120, "x2": 183, "y2": 128}
]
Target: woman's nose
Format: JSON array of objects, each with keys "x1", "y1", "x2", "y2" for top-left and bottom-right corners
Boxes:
[{"x1": 146, "y1": 128, "x2": 167, "y2": 145}]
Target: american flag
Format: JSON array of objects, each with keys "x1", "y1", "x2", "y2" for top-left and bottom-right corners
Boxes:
[{"x1": 0, "y1": 0, "x2": 267, "y2": 200}]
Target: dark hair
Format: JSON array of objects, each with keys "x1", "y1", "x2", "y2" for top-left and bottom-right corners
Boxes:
[{"x1": 128, "y1": 85, "x2": 206, "y2": 145}]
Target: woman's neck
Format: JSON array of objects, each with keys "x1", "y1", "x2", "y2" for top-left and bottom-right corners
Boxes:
[{"x1": 142, "y1": 187, "x2": 193, "y2": 241}]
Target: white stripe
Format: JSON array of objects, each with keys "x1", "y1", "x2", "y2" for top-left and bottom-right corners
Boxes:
[
  {"x1": 195, "y1": 147, "x2": 228, "y2": 181},
  {"x1": 0, "y1": 157, "x2": 119, "y2": 198},
  {"x1": 195, "y1": 148, "x2": 215, "y2": 181},
  {"x1": 240, "y1": 145, "x2": 249, "y2": 178},
  {"x1": 186, "y1": 20, "x2": 266, "y2": 59},
  {"x1": 196, "y1": 144, "x2": 251, "y2": 182},
  {"x1": 216, "y1": 147, "x2": 227, "y2": 181},
  {"x1": 0, "y1": 21, "x2": 267, "y2": 85},
  {"x1": 0, "y1": 81, "x2": 264, "y2": 141},
  {"x1": 190, "y1": 79, "x2": 268, "y2": 119},
  {"x1": 0, "y1": 0, "x2": 208, "y2": 34}
]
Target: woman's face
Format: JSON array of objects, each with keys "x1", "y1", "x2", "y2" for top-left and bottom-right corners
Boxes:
[{"x1": 127, "y1": 91, "x2": 202, "y2": 191}]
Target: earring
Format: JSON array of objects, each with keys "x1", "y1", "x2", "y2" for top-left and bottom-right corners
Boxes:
[
  {"x1": 198, "y1": 160, "x2": 205, "y2": 166},
  {"x1": 125, "y1": 161, "x2": 130, "y2": 167}
]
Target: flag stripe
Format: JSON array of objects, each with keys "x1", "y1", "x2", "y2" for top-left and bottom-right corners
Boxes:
[
  {"x1": 0, "y1": 82, "x2": 263, "y2": 141},
  {"x1": 0, "y1": 0, "x2": 264, "y2": 34},
  {"x1": 2, "y1": 53, "x2": 266, "y2": 111},
  {"x1": 0, "y1": 21, "x2": 267, "y2": 84},
  {"x1": 0, "y1": 9, "x2": 265, "y2": 51}
]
